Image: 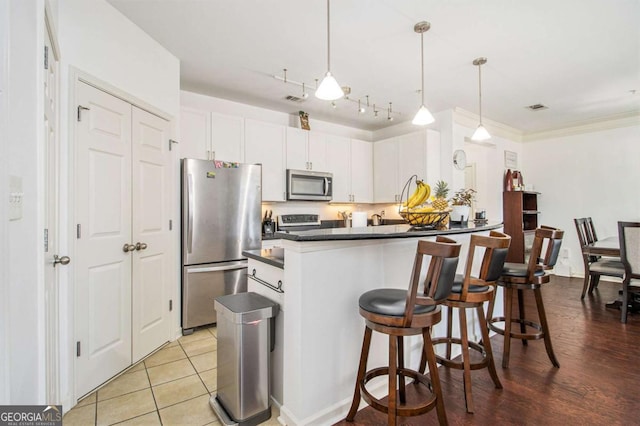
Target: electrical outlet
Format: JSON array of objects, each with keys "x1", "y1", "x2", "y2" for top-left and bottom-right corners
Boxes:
[{"x1": 9, "y1": 175, "x2": 23, "y2": 221}]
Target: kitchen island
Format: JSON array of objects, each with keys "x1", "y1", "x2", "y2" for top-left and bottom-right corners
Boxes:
[{"x1": 252, "y1": 222, "x2": 504, "y2": 426}]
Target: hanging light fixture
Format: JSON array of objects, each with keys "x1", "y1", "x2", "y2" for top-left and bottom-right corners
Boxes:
[
  {"x1": 412, "y1": 21, "x2": 435, "y2": 126},
  {"x1": 315, "y1": 0, "x2": 344, "y2": 100},
  {"x1": 471, "y1": 57, "x2": 491, "y2": 141}
]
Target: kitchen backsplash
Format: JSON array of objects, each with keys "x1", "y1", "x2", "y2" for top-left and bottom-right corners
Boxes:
[{"x1": 261, "y1": 201, "x2": 403, "y2": 223}]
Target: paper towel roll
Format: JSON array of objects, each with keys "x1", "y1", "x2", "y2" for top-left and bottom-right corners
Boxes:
[{"x1": 352, "y1": 212, "x2": 367, "y2": 228}]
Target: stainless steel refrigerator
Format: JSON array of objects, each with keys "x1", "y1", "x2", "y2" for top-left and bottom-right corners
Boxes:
[{"x1": 181, "y1": 159, "x2": 261, "y2": 334}]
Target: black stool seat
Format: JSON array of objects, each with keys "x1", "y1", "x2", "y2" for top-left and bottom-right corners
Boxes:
[
  {"x1": 501, "y1": 262, "x2": 545, "y2": 277},
  {"x1": 359, "y1": 289, "x2": 437, "y2": 316},
  {"x1": 450, "y1": 275, "x2": 489, "y2": 293}
]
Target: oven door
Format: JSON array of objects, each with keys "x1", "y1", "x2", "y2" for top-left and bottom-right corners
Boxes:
[{"x1": 287, "y1": 169, "x2": 332, "y2": 201}]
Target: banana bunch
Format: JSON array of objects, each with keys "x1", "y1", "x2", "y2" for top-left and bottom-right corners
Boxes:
[{"x1": 401, "y1": 180, "x2": 431, "y2": 209}]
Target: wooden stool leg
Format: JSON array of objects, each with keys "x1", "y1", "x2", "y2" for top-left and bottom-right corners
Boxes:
[
  {"x1": 397, "y1": 336, "x2": 406, "y2": 404},
  {"x1": 534, "y1": 288, "x2": 560, "y2": 368},
  {"x1": 517, "y1": 289, "x2": 528, "y2": 346},
  {"x1": 388, "y1": 334, "x2": 397, "y2": 426},
  {"x1": 423, "y1": 329, "x2": 448, "y2": 426},
  {"x1": 502, "y1": 286, "x2": 513, "y2": 369},
  {"x1": 346, "y1": 327, "x2": 372, "y2": 421},
  {"x1": 446, "y1": 305, "x2": 453, "y2": 360},
  {"x1": 459, "y1": 307, "x2": 474, "y2": 413},
  {"x1": 477, "y1": 305, "x2": 502, "y2": 389}
]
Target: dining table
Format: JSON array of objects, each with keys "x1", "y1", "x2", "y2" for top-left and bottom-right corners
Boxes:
[{"x1": 582, "y1": 235, "x2": 620, "y2": 257}]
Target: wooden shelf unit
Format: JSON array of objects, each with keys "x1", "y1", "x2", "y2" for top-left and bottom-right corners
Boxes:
[{"x1": 503, "y1": 191, "x2": 540, "y2": 263}]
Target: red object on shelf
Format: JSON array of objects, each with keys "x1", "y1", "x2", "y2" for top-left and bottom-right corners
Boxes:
[{"x1": 505, "y1": 169, "x2": 513, "y2": 191}]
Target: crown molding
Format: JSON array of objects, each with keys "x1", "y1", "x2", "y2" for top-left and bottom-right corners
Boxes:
[
  {"x1": 453, "y1": 107, "x2": 524, "y2": 142},
  {"x1": 521, "y1": 111, "x2": 640, "y2": 142}
]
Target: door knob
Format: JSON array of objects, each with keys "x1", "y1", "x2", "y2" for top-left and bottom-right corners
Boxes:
[
  {"x1": 135, "y1": 242, "x2": 148, "y2": 251},
  {"x1": 123, "y1": 243, "x2": 136, "y2": 253},
  {"x1": 53, "y1": 255, "x2": 70, "y2": 267}
]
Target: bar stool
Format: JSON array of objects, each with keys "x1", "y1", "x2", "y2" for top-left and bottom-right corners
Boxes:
[
  {"x1": 429, "y1": 231, "x2": 511, "y2": 413},
  {"x1": 487, "y1": 226, "x2": 564, "y2": 369},
  {"x1": 346, "y1": 237, "x2": 461, "y2": 426}
]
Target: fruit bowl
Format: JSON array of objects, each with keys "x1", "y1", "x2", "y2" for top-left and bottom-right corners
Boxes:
[{"x1": 399, "y1": 210, "x2": 450, "y2": 229}]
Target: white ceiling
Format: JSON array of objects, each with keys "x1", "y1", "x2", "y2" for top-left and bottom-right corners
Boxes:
[{"x1": 107, "y1": 0, "x2": 640, "y2": 133}]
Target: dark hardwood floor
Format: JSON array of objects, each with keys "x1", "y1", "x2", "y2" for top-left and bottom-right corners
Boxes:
[{"x1": 334, "y1": 276, "x2": 639, "y2": 425}]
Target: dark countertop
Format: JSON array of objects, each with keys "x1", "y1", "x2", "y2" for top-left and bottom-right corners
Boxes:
[
  {"x1": 243, "y1": 248, "x2": 284, "y2": 269},
  {"x1": 274, "y1": 221, "x2": 503, "y2": 242}
]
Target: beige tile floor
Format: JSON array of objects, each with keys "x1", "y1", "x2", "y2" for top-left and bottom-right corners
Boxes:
[{"x1": 63, "y1": 326, "x2": 281, "y2": 426}]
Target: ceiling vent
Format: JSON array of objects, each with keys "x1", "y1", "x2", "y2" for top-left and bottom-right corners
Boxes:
[
  {"x1": 285, "y1": 95, "x2": 307, "y2": 103},
  {"x1": 526, "y1": 103, "x2": 548, "y2": 111}
]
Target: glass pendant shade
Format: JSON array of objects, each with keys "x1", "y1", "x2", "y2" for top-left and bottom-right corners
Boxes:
[
  {"x1": 471, "y1": 124, "x2": 491, "y2": 141},
  {"x1": 315, "y1": 71, "x2": 343, "y2": 100},
  {"x1": 412, "y1": 105, "x2": 435, "y2": 125}
]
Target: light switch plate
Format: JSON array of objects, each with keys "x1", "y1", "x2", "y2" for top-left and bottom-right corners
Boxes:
[{"x1": 9, "y1": 175, "x2": 23, "y2": 221}]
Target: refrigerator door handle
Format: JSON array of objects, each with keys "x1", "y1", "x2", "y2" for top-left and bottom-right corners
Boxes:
[
  {"x1": 186, "y1": 262, "x2": 248, "y2": 274},
  {"x1": 187, "y1": 173, "x2": 194, "y2": 254}
]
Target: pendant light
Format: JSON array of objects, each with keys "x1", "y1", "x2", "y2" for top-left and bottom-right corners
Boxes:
[
  {"x1": 412, "y1": 21, "x2": 435, "y2": 126},
  {"x1": 471, "y1": 57, "x2": 491, "y2": 141},
  {"x1": 315, "y1": 0, "x2": 343, "y2": 100}
]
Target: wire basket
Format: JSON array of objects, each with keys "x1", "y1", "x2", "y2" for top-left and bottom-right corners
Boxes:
[
  {"x1": 399, "y1": 210, "x2": 450, "y2": 229},
  {"x1": 398, "y1": 175, "x2": 450, "y2": 230}
]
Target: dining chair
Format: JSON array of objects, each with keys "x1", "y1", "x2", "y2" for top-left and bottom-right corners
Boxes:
[
  {"x1": 346, "y1": 236, "x2": 461, "y2": 426},
  {"x1": 574, "y1": 217, "x2": 624, "y2": 298},
  {"x1": 617, "y1": 221, "x2": 640, "y2": 323}
]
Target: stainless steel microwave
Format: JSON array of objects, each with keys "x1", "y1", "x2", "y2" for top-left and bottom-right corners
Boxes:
[{"x1": 286, "y1": 169, "x2": 333, "y2": 201}]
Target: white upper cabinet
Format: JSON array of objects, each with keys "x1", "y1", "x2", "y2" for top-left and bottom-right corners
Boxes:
[
  {"x1": 211, "y1": 112, "x2": 244, "y2": 163},
  {"x1": 180, "y1": 107, "x2": 210, "y2": 160},
  {"x1": 350, "y1": 139, "x2": 373, "y2": 203},
  {"x1": 286, "y1": 128, "x2": 329, "y2": 172},
  {"x1": 286, "y1": 127, "x2": 308, "y2": 170},
  {"x1": 373, "y1": 137, "x2": 399, "y2": 203},
  {"x1": 325, "y1": 134, "x2": 351, "y2": 202},
  {"x1": 245, "y1": 119, "x2": 286, "y2": 202},
  {"x1": 179, "y1": 107, "x2": 244, "y2": 162},
  {"x1": 325, "y1": 136, "x2": 373, "y2": 203},
  {"x1": 373, "y1": 130, "x2": 435, "y2": 203},
  {"x1": 307, "y1": 131, "x2": 328, "y2": 172},
  {"x1": 397, "y1": 131, "x2": 427, "y2": 189}
]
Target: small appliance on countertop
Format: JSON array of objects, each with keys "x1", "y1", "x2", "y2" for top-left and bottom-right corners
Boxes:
[{"x1": 262, "y1": 210, "x2": 275, "y2": 236}]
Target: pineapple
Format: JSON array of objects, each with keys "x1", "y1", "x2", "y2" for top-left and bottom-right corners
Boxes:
[{"x1": 433, "y1": 180, "x2": 450, "y2": 211}]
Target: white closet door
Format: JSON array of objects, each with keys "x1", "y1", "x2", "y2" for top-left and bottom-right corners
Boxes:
[
  {"x1": 75, "y1": 82, "x2": 132, "y2": 397},
  {"x1": 131, "y1": 106, "x2": 172, "y2": 363}
]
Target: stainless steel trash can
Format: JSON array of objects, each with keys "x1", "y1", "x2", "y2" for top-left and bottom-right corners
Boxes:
[{"x1": 210, "y1": 292, "x2": 279, "y2": 426}]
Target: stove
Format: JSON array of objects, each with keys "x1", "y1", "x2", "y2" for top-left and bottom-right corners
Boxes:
[{"x1": 277, "y1": 214, "x2": 322, "y2": 232}]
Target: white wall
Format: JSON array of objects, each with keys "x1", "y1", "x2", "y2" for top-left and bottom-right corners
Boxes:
[
  {"x1": 1, "y1": 0, "x2": 180, "y2": 407},
  {"x1": 55, "y1": 0, "x2": 179, "y2": 409},
  {"x1": 5, "y1": 0, "x2": 47, "y2": 404},
  {"x1": 522, "y1": 124, "x2": 640, "y2": 276},
  {"x1": 0, "y1": 0, "x2": 10, "y2": 405}
]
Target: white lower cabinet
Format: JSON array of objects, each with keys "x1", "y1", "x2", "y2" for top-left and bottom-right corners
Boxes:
[{"x1": 247, "y1": 258, "x2": 284, "y2": 406}]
